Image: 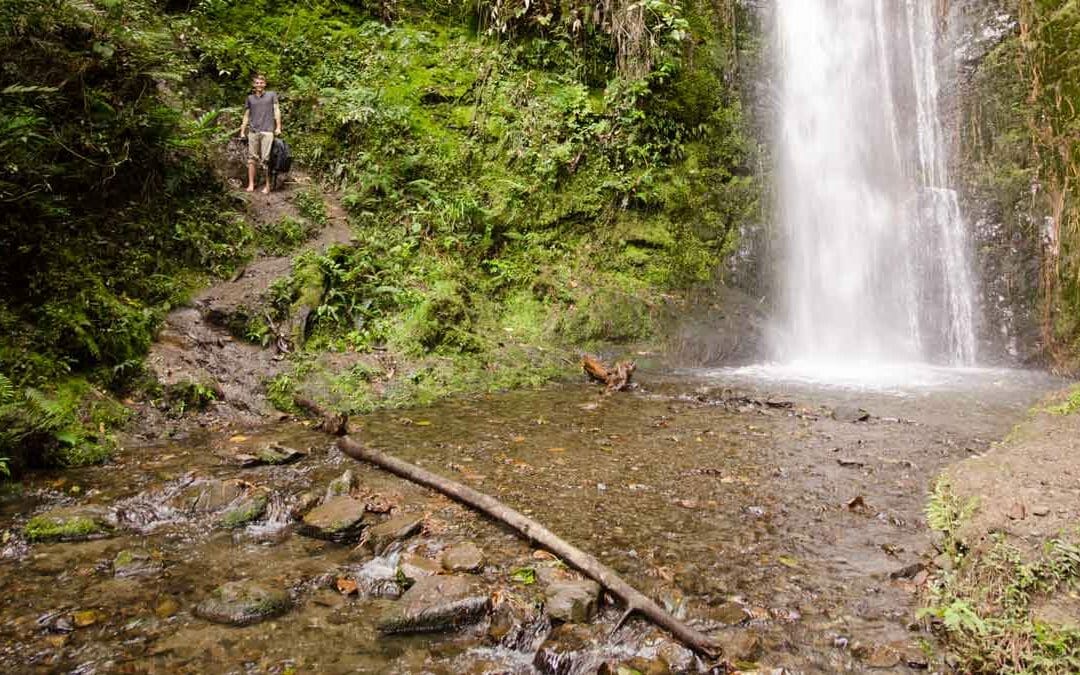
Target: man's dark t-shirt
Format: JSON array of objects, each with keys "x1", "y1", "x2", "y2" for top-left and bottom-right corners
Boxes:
[{"x1": 245, "y1": 91, "x2": 279, "y2": 132}]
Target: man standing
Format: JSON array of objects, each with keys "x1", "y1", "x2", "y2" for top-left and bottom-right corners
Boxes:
[{"x1": 239, "y1": 74, "x2": 282, "y2": 194}]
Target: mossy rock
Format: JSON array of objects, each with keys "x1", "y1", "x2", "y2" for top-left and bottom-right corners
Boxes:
[
  {"x1": 113, "y1": 548, "x2": 165, "y2": 578},
  {"x1": 378, "y1": 575, "x2": 490, "y2": 634},
  {"x1": 24, "y1": 507, "x2": 115, "y2": 543},
  {"x1": 194, "y1": 581, "x2": 291, "y2": 626},
  {"x1": 218, "y1": 489, "x2": 270, "y2": 529}
]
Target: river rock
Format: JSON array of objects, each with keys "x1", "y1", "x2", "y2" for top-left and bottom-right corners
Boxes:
[
  {"x1": 218, "y1": 489, "x2": 269, "y2": 528},
  {"x1": 441, "y1": 542, "x2": 485, "y2": 573},
  {"x1": 717, "y1": 629, "x2": 762, "y2": 661},
  {"x1": 853, "y1": 641, "x2": 902, "y2": 669},
  {"x1": 326, "y1": 470, "x2": 356, "y2": 498},
  {"x1": 398, "y1": 553, "x2": 442, "y2": 580},
  {"x1": 831, "y1": 405, "x2": 870, "y2": 423},
  {"x1": 599, "y1": 657, "x2": 670, "y2": 675},
  {"x1": 289, "y1": 490, "x2": 322, "y2": 519},
  {"x1": 544, "y1": 579, "x2": 601, "y2": 623},
  {"x1": 298, "y1": 496, "x2": 366, "y2": 543},
  {"x1": 533, "y1": 623, "x2": 601, "y2": 675},
  {"x1": 710, "y1": 600, "x2": 751, "y2": 625},
  {"x1": 236, "y1": 442, "x2": 306, "y2": 467},
  {"x1": 488, "y1": 593, "x2": 544, "y2": 648},
  {"x1": 378, "y1": 575, "x2": 490, "y2": 634},
  {"x1": 194, "y1": 580, "x2": 291, "y2": 626},
  {"x1": 23, "y1": 506, "x2": 115, "y2": 542},
  {"x1": 354, "y1": 514, "x2": 423, "y2": 557},
  {"x1": 112, "y1": 548, "x2": 164, "y2": 578},
  {"x1": 172, "y1": 478, "x2": 248, "y2": 513}
]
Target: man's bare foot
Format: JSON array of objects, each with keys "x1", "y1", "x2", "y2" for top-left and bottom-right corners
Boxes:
[
  {"x1": 245, "y1": 185, "x2": 255, "y2": 192},
  {"x1": 261, "y1": 186, "x2": 270, "y2": 194}
]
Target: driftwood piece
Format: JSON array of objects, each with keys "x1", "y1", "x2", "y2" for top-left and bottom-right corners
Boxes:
[
  {"x1": 293, "y1": 396, "x2": 348, "y2": 436},
  {"x1": 581, "y1": 355, "x2": 636, "y2": 393},
  {"x1": 336, "y1": 435, "x2": 724, "y2": 661}
]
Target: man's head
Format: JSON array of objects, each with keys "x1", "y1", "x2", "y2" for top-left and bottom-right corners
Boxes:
[{"x1": 252, "y1": 74, "x2": 267, "y2": 94}]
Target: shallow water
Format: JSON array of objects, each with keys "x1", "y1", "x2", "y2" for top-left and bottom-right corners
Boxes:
[{"x1": 0, "y1": 366, "x2": 1063, "y2": 673}]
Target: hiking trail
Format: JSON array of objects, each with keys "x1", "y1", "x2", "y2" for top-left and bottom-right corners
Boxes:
[{"x1": 144, "y1": 170, "x2": 351, "y2": 428}]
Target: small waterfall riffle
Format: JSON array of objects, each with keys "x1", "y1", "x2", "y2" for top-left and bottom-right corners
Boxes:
[{"x1": 771, "y1": 0, "x2": 977, "y2": 376}]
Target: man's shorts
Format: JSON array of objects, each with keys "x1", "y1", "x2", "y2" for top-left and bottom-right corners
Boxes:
[{"x1": 248, "y1": 131, "x2": 274, "y2": 167}]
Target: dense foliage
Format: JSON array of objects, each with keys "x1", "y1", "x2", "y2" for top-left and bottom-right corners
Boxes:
[
  {"x1": 0, "y1": 0, "x2": 760, "y2": 472},
  {"x1": 179, "y1": 0, "x2": 759, "y2": 413},
  {"x1": 962, "y1": 0, "x2": 1080, "y2": 372},
  {"x1": 0, "y1": 0, "x2": 248, "y2": 470}
]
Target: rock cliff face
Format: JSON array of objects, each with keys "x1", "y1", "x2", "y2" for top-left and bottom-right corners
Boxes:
[{"x1": 944, "y1": 0, "x2": 1046, "y2": 366}]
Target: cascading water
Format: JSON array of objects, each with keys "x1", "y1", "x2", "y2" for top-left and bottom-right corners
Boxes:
[{"x1": 771, "y1": 0, "x2": 977, "y2": 375}]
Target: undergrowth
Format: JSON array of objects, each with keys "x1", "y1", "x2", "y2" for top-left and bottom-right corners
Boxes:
[
  {"x1": 177, "y1": 0, "x2": 760, "y2": 416},
  {"x1": 922, "y1": 478, "x2": 1080, "y2": 673},
  {"x1": 0, "y1": 0, "x2": 248, "y2": 471},
  {"x1": 0, "y1": 0, "x2": 762, "y2": 470}
]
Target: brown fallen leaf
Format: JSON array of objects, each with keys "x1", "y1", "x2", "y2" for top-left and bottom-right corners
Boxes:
[
  {"x1": 675, "y1": 498, "x2": 699, "y2": 509},
  {"x1": 335, "y1": 577, "x2": 358, "y2": 596},
  {"x1": 847, "y1": 495, "x2": 866, "y2": 510},
  {"x1": 547, "y1": 447, "x2": 567, "y2": 453},
  {"x1": 229, "y1": 435, "x2": 248, "y2": 443}
]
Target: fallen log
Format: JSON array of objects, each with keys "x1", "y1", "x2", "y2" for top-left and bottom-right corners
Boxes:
[{"x1": 336, "y1": 435, "x2": 724, "y2": 662}]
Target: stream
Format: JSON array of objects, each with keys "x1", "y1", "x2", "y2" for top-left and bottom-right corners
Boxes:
[{"x1": 0, "y1": 364, "x2": 1061, "y2": 673}]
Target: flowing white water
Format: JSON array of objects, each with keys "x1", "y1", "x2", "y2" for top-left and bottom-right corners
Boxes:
[{"x1": 769, "y1": 0, "x2": 977, "y2": 381}]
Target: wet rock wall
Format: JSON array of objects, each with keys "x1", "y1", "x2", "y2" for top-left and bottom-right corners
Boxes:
[{"x1": 944, "y1": 0, "x2": 1048, "y2": 366}]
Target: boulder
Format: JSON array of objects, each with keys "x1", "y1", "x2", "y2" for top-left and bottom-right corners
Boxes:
[
  {"x1": 298, "y1": 496, "x2": 366, "y2": 543},
  {"x1": 544, "y1": 579, "x2": 601, "y2": 623},
  {"x1": 194, "y1": 581, "x2": 291, "y2": 626},
  {"x1": 441, "y1": 542, "x2": 485, "y2": 573},
  {"x1": 378, "y1": 575, "x2": 490, "y2": 634}
]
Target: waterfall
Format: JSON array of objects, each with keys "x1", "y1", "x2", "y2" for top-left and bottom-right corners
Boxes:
[{"x1": 772, "y1": 0, "x2": 977, "y2": 369}]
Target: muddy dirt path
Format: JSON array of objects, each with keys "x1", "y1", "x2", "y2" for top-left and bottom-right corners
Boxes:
[
  {"x1": 144, "y1": 172, "x2": 352, "y2": 427},
  {"x1": 0, "y1": 366, "x2": 1060, "y2": 673}
]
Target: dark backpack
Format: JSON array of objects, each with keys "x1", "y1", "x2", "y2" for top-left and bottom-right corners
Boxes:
[{"x1": 270, "y1": 137, "x2": 292, "y2": 176}]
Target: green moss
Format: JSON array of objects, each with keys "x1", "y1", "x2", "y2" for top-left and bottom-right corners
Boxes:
[
  {"x1": 24, "y1": 514, "x2": 107, "y2": 542},
  {"x1": 1046, "y1": 385, "x2": 1080, "y2": 416},
  {"x1": 218, "y1": 492, "x2": 269, "y2": 529},
  {"x1": 166, "y1": 380, "x2": 218, "y2": 416}
]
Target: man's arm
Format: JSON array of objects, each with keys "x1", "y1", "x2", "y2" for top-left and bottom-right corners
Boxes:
[
  {"x1": 240, "y1": 108, "x2": 250, "y2": 138},
  {"x1": 273, "y1": 97, "x2": 282, "y2": 135}
]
